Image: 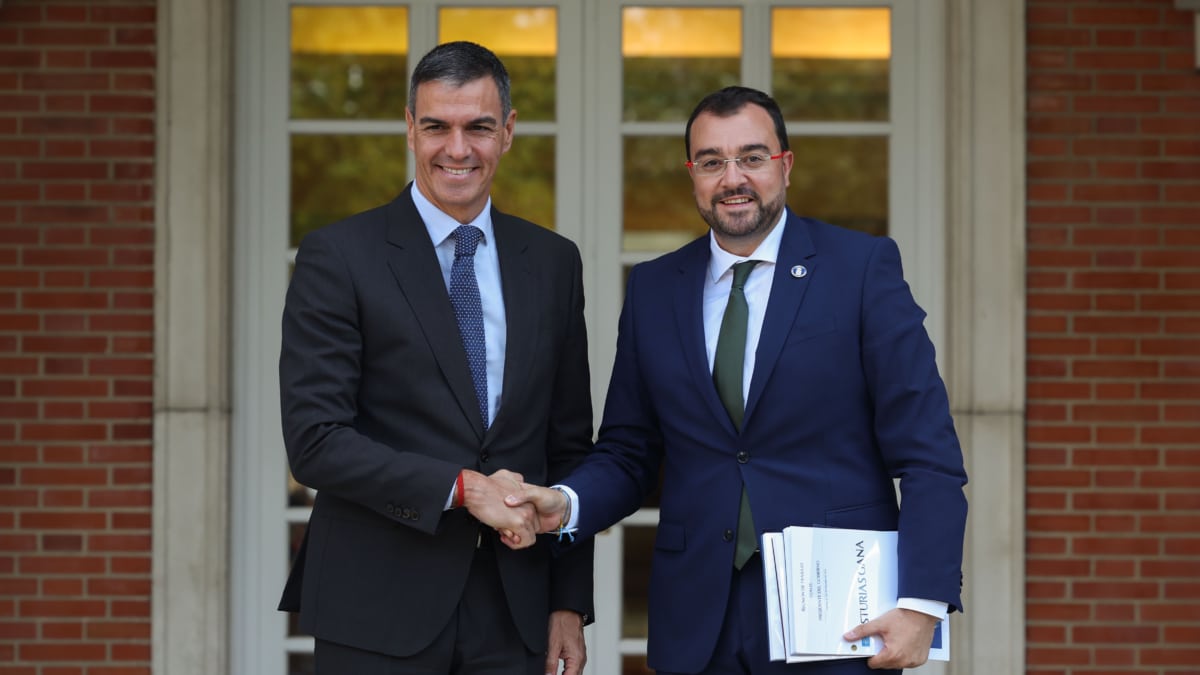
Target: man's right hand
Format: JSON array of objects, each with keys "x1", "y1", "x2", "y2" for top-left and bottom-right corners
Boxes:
[{"x1": 460, "y1": 469, "x2": 539, "y2": 548}]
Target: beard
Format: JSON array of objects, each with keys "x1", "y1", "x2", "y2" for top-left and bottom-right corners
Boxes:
[{"x1": 697, "y1": 187, "x2": 787, "y2": 242}]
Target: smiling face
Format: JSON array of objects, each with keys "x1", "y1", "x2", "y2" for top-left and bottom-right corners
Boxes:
[
  {"x1": 405, "y1": 76, "x2": 516, "y2": 224},
  {"x1": 687, "y1": 104, "x2": 793, "y2": 256}
]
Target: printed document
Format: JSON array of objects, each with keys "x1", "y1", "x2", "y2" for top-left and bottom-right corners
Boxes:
[{"x1": 762, "y1": 526, "x2": 949, "y2": 663}]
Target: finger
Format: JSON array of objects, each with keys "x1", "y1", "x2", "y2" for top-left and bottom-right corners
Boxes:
[
  {"x1": 544, "y1": 654, "x2": 559, "y2": 675},
  {"x1": 844, "y1": 620, "x2": 873, "y2": 641}
]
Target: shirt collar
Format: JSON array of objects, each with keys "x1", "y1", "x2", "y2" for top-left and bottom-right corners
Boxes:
[
  {"x1": 707, "y1": 208, "x2": 787, "y2": 283},
  {"x1": 411, "y1": 181, "x2": 495, "y2": 247}
]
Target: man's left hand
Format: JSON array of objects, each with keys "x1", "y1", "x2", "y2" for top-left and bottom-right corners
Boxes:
[
  {"x1": 545, "y1": 609, "x2": 586, "y2": 675},
  {"x1": 843, "y1": 607, "x2": 939, "y2": 670}
]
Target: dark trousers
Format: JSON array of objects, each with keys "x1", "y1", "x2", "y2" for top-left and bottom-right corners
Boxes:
[
  {"x1": 314, "y1": 544, "x2": 542, "y2": 675},
  {"x1": 658, "y1": 554, "x2": 899, "y2": 675}
]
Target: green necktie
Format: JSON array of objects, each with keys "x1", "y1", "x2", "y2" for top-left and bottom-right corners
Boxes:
[{"x1": 713, "y1": 260, "x2": 759, "y2": 570}]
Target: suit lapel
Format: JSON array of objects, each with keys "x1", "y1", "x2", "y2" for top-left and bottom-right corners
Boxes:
[
  {"x1": 744, "y1": 213, "x2": 817, "y2": 426},
  {"x1": 489, "y1": 210, "x2": 537, "y2": 441},
  {"x1": 672, "y1": 238, "x2": 738, "y2": 436},
  {"x1": 383, "y1": 187, "x2": 486, "y2": 440}
]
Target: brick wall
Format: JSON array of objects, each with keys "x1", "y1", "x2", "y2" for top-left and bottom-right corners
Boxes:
[
  {"x1": 0, "y1": 1, "x2": 156, "y2": 672},
  {"x1": 1026, "y1": 1, "x2": 1200, "y2": 672}
]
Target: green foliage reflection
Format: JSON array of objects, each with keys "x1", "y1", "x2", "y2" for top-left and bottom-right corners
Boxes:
[
  {"x1": 290, "y1": 134, "x2": 407, "y2": 247},
  {"x1": 774, "y1": 58, "x2": 889, "y2": 122},
  {"x1": 291, "y1": 53, "x2": 408, "y2": 120},
  {"x1": 493, "y1": 135, "x2": 555, "y2": 230},
  {"x1": 622, "y1": 136, "x2": 703, "y2": 251},
  {"x1": 787, "y1": 136, "x2": 887, "y2": 236},
  {"x1": 624, "y1": 58, "x2": 740, "y2": 122}
]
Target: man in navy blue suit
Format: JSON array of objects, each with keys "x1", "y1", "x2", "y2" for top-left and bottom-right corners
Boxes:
[{"x1": 506, "y1": 86, "x2": 968, "y2": 674}]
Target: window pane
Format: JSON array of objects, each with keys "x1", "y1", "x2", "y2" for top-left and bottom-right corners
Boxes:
[
  {"x1": 492, "y1": 135, "x2": 555, "y2": 230},
  {"x1": 622, "y1": 526, "x2": 655, "y2": 639},
  {"x1": 772, "y1": 8, "x2": 890, "y2": 121},
  {"x1": 623, "y1": 8, "x2": 741, "y2": 121},
  {"x1": 288, "y1": 652, "x2": 314, "y2": 675},
  {"x1": 787, "y1": 136, "x2": 888, "y2": 236},
  {"x1": 440, "y1": 8, "x2": 557, "y2": 122},
  {"x1": 287, "y1": 521, "x2": 308, "y2": 637},
  {"x1": 290, "y1": 134, "x2": 407, "y2": 247},
  {"x1": 622, "y1": 135, "x2": 700, "y2": 252},
  {"x1": 622, "y1": 655, "x2": 654, "y2": 675},
  {"x1": 290, "y1": 7, "x2": 409, "y2": 120}
]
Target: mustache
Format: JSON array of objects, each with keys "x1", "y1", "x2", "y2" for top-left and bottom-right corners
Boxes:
[{"x1": 711, "y1": 188, "x2": 759, "y2": 206}]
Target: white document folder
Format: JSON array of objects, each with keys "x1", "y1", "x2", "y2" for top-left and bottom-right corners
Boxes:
[{"x1": 762, "y1": 527, "x2": 950, "y2": 663}]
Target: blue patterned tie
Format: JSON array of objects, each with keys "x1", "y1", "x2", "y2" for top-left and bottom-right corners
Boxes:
[{"x1": 449, "y1": 225, "x2": 488, "y2": 430}]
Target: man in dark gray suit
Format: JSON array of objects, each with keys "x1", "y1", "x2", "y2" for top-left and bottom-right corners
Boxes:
[{"x1": 278, "y1": 41, "x2": 594, "y2": 675}]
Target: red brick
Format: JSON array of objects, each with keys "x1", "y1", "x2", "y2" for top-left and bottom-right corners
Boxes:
[
  {"x1": 88, "y1": 535, "x2": 150, "y2": 552},
  {"x1": 90, "y1": 94, "x2": 155, "y2": 114},
  {"x1": 1141, "y1": 648, "x2": 1200, "y2": 665},
  {"x1": 86, "y1": 622, "x2": 151, "y2": 640},
  {"x1": 1142, "y1": 470, "x2": 1200, "y2": 488},
  {"x1": 1072, "y1": 492, "x2": 1160, "y2": 510},
  {"x1": 45, "y1": 5, "x2": 88, "y2": 21},
  {"x1": 20, "y1": 424, "x2": 107, "y2": 442},
  {"x1": 1073, "y1": 138, "x2": 1161, "y2": 157},
  {"x1": 1143, "y1": 117, "x2": 1200, "y2": 134},
  {"x1": 1072, "y1": 625, "x2": 1160, "y2": 643},
  {"x1": 1094, "y1": 559, "x2": 1136, "y2": 577}
]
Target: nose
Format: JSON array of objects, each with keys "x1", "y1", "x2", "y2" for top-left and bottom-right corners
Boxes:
[
  {"x1": 444, "y1": 128, "x2": 469, "y2": 158},
  {"x1": 717, "y1": 159, "x2": 749, "y2": 185}
]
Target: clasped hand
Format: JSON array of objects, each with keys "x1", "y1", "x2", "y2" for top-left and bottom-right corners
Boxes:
[{"x1": 461, "y1": 469, "x2": 568, "y2": 549}]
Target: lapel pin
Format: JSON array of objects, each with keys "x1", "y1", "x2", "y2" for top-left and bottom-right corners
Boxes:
[{"x1": 791, "y1": 265, "x2": 808, "y2": 279}]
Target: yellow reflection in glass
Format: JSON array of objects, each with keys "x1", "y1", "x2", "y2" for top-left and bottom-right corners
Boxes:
[
  {"x1": 439, "y1": 7, "x2": 559, "y2": 121},
  {"x1": 623, "y1": 7, "x2": 741, "y2": 57},
  {"x1": 291, "y1": 6, "x2": 409, "y2": 54},
  {"x1": 440, "y1": 8, "x2": 557, "y2": 56},
  {"x1": 772, "y1": 8, "x2": 890, "y2": 59}
]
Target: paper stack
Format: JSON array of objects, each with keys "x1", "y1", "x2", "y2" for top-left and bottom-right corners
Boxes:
[{"x1": 761, "y1": 526, "x2": 949, "y2": 663}]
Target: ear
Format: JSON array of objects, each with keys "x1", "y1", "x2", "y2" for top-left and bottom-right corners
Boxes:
[
  {"x1": 501, "y1": 109, "x2": 517, "y2": 154},
  {"x1": 405, "y1": 107, "x2": 416, "y2": 151},
  {"x1": 781, "y1": 149, "x2": 794, "y2": 188}
]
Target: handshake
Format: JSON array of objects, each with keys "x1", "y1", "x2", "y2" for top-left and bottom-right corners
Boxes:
[{"x1": 459, "y1": 468, "x2": 570, "y2": 549}]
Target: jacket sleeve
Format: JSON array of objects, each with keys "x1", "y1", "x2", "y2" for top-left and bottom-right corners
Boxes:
[
  {"x1": 545, "y1": 242, "x2": 596, "y2": 622},
  {"x1": 279, "y1": 226, "x2": 459, "y2": 534},
  {"x1": 860, "y1": 236, "x2": 968, "y2": 612}
]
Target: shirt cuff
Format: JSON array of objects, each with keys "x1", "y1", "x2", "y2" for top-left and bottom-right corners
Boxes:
[
  {"x1": 896, "y1": 597, "x2": 948, "y2": 619},
  {"x1": 444, "y1": 478, "x2": 456, "y2": 511},
  {"x1": 551, "y1": 484, "x2": 580, "y2": 530}
]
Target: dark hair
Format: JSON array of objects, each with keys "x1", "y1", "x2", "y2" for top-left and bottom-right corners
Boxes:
[
  {"x1": 684, "y1": 86, "x2": 789, "y2": 159},
  {"x1": 408, "y1": 41, "x2": 512, "y2": 120}
]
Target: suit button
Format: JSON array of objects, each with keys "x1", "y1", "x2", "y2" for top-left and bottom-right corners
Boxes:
[
  {"x1": 723, "y1": 529, "x2": 734, "y2": 542},
  {"x1": 385, "y1": 503, "x2": 395, "y2": 514},
  {"x1": 411, "y1": 508, "x2": 421, "y2": 521},
  {"x1": 736, "y1": 451, "x2": 749, "y2": 464},
  {"x1": 400, "y1": 507, "x2": 411, "y2": 519},
  {"x1": 480, "y1": 451, "x2": 490, "y2": 463}
]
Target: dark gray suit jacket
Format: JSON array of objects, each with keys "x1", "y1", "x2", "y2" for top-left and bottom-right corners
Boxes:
[{"x1": 278, "y1": 184, "x2": 595, "y2": 656}]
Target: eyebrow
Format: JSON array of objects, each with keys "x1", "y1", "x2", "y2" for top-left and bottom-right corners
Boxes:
[
  {"x1": 692, "y1": 142, "x2": 772, "y2": 158},
  {"x1": 417, "y1": 115, "x2": 499, "y2": 127}
]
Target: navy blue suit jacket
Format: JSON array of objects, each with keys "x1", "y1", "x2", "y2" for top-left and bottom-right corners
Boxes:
[{"x1": 565, "y1": 211, "x2": 967, "y2": 673}]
